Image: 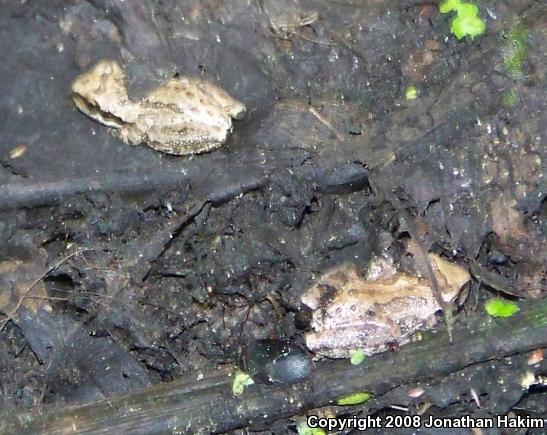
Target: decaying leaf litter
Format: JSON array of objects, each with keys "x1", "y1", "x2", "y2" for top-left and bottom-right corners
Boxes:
[{"x1": 0, "y1": 0, "x2": 545, "y2": 433}]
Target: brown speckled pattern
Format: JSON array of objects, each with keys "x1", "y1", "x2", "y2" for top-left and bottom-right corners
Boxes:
[
  {"x1": 71, "y1": 60, "x2": 246, "y2": 155},
  {"x1": 301, "y1": 254, "x2": 470, "y2": 358}
]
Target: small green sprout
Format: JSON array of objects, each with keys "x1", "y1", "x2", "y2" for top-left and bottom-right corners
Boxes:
[
  {"x1": 439, "y1": 0, "x2": 486, "y2": 40},
  {"x1": 232, "y1": 371, "x2": 254, "y2": 396},
  {"x1": 349, "y1": 349, "x2": 367, "y2": 365},
  {"x1": 405, "y1": 86, "x2": 419, "y2": 100},
  {"x1": 336, "y1": 391, "x2": 372, "y2": 405},
  {"x1": 297, "y1": 422, "x2": 327, "y2": 435},
  {"x1": 485, "y1": 298, "x2": 519, "y2": 318},
  {"x1": 439, "y1": 0, "x2": 461, "y2": 14},
  {"x1": 453, "y1": 3, "x2": 479, "y2": 17},
  {"x1": 451, "y1": 14, "x2": 486, "y2": 40}
]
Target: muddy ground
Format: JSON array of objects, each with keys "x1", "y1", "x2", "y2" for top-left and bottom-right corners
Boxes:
[{"x1": 0, "y1": 0, "x2": 545, "y2": 434}]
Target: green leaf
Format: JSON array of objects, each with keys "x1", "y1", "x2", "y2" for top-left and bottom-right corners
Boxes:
[
  {"x1": 455, "y1": 3, "x2": 479, "y2": 18},
  {"x1": 405, "y1": 86, "x2": 419, "y2": 100},
  {"x1": 450, "y1": 15, "x2": 486, "y2": 40},
  {"x1": 349, "y1": 349, "x2": 367, "y2": 365},
  {"x1": 439, "y1": 0, "x2": 461, "y2": 14},
  {"x1": 441, "y1": 1, "x2": 486, "y2": 40},
  {"x1": 232, "y1": 371, "x2": 254, "y2": 396},
  {"x1": 485, "y1": 298, "x2": 519, "y2": 318},
  {"x1": 336, "y1": 391, "x2": 372, "y2": 405},
  {"x1": 297, "y1": 423, "x2": 327, "y2": 435}
]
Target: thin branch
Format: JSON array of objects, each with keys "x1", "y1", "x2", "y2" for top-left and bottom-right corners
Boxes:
[
  {"x1": 2, "y1": 298, "x2": 545, "y2": 434},
  {"x1": 0, "y1": 249, "x2": 92, "y2": 330}
]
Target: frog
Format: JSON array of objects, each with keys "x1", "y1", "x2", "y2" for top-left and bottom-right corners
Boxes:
[
  {"x1": 301, "y1": 253, "x2": 470, "y2": 358},
  {"x1": 71, "y1": 60, "x2": 246, "y2": 155}
]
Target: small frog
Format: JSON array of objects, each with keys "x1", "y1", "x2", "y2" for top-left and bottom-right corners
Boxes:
[
  {"x1": 301, "y1": 254, "x2": 470, "y2": 358},
  {"x1": 71, "y1": 60, "x2": 246, "y2": 155}
]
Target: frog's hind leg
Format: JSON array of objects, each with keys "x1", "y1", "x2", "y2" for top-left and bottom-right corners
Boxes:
[
  {"x1": 147, "y1": 139, "x2": 222, "y2": 156},
  {"x1": 191, "y1": 79, "x2": 246, "y2": 120},
  {"x1": 144, "y1": 125, "x2": 227, "y2": 156}
]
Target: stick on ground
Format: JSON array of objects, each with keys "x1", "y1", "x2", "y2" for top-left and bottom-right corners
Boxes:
[{"x1": 1, "y1": 299, "x2": 545, "y2": 434}]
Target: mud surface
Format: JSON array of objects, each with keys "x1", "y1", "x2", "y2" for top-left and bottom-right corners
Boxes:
[{"x1": 0, "y1": 0, "x2": 545, "y2": 433}]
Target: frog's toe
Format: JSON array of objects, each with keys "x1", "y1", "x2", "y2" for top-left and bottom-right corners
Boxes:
[{"x1": 227, "y1": 103, "x2": 246, "y2": 120}]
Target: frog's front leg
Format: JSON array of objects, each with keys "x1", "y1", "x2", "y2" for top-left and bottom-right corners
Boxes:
[{"x1": 116, "y1": 125, "x2": 145, "y2": 147}]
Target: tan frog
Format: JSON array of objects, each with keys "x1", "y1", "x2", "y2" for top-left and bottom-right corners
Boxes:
[
  {"x1": 301, "y1": 254, "x2": 470, "y2": 358},
  {"x1": 71, "y1": 60, "x2": 246, "y2": 155}
]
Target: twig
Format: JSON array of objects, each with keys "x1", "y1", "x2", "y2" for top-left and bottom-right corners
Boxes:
[
  {"x1": 2, "y1": 298, "x2": 545, "y2": 434},
  {"x1": 0, "y1": 248, "x2": 92, "y2": 330},
  {"x1": 398, "y1": 210, "x2": 455, "y2": 341},
  {"x1": 468, "y1": 261, "x2": 527, "y2": 298},
  {"x1": 308, "y1": 106, "x2": 344, "y2": 140}
]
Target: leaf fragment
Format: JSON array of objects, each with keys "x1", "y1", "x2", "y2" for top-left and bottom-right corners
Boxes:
[{"x1": 485, "y1": 298, "x2": 519, "y2": 318}]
